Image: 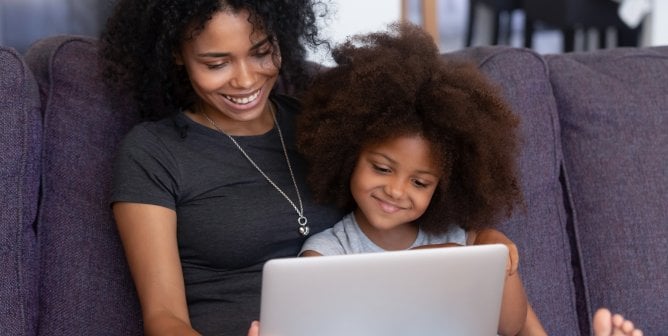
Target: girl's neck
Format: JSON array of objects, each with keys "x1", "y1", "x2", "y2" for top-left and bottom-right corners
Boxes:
[{"x1": 352, "y1": 210, "x2": 419, "y2": 251}]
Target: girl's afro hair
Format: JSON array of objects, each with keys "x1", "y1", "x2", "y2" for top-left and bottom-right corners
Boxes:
[{"x1": 297, "y1": 22, "x2": 523, "y2": 233}]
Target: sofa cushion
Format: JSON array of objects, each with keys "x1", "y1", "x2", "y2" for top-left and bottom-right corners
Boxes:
[
  {"x1": 24, "y1": 36, "x2": 142, "y2": 335},
  {"x1": 448, "y1": 46, "x2": 582, "y2": 335},
  {"x1": 547, "y1": 46, "x2": 668, "y2": 335},
  {"x1": 0, "y1": 46, "x2": 41, "y2": 336}
]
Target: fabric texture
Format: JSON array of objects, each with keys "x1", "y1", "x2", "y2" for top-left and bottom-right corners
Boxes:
[
  {"x1": 300, "y1": 212, "x2": 466, "y2": 255},
  {"x1": 111, "y1": 94, "x2": 343, "y2": 335},
  {"x1": 24, "y1": 35, "x2": 143, "y2": 335},
  {"x1": 11, "y1": 32, "x2": 667, "y2": 335},
  {"x1": 547, "y1": 46, "x2": 668, "y2": 336},
  {"x1": 448, "y1": 47, "x2": 582, "y2": 335},
  {"x1": 0, "y1": 45, "x2": 41, "y2": 336}
]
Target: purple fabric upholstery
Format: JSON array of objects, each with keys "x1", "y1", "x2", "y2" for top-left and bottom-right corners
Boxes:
[
  {"x1": 23, "y1": 36, "x2": 143, "y2": 335},
  {"x1": 0, "y1": 46, "x2": 41, "y2": 336},
  {"x1": 448, "y1": 47, "x2": 582, "y2": 335},
  {"x1": 547, "y1": 47, "x2": 668, "y2": 336},
  {"x1": 11, "y1": 33, "x2": 665, "y2": 335}
]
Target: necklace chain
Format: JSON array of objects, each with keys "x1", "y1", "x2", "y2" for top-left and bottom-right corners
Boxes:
[{"x1": 201, "y1": 103, "x2": 310, "y2": 236}]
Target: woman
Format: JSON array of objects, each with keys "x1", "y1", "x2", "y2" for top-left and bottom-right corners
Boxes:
[{"x1": 100, "y1": 1, "x2": 342, "y2": 335}]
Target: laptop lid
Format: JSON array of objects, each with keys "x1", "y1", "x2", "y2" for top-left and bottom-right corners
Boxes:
[{"x1": 259, "y1": 244, "x2": 508, "y2": 336}]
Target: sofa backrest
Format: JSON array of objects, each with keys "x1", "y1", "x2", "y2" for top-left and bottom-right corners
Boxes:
[
  {"x1": 0, "y1": 45, "x2": 41, "y2": 336},
  {"x1": 447, "y1": 46, "x2": 584, "y2": 335},
  {"x1": 24, "y1": 36, "x2": 143, "y2": 335},
  {"x1": 546, "y1": 46, "x2": 668, "y2": 336}
]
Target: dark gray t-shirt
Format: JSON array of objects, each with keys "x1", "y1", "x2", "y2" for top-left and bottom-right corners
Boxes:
[{"x1": 111, "y1": 94, "x2": 343, "y2": 335}]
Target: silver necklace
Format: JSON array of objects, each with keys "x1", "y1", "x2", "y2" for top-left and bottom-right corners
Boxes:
[{"x1": 201, "y1": 103, "x2": 310, "y2": 236}]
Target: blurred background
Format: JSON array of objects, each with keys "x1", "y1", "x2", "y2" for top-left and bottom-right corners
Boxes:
[{"x1": 1, "y1": 0, "x2": 666, "y2": 61}]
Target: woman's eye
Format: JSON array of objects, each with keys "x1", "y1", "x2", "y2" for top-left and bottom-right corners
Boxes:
[
  {"x1": 372, "y1": 165, "x2": 391, "y2": 174},
  {"x1": 254, "y1": 48, "x2": 272, "y2": 58}
]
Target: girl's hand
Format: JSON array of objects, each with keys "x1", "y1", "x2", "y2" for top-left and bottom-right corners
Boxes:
[
  {"x1": 469, "y1": 229, "x2": 519, "y2": 276},
  {"x1": 247, "y1": 321, "x2": 260, "y2": 336},
  {"x1": 411, "y1": 242, "x2": 463, "y2": 250}
]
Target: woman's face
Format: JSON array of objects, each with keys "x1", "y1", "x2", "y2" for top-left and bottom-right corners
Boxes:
[{"x1": 177, "y1": 9, "x2": 280, "y2": 132}]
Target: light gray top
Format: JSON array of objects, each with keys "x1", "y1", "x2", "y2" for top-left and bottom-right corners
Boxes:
[{"x1": 300, "y1": 212, "x2": 467, "y2": 255}]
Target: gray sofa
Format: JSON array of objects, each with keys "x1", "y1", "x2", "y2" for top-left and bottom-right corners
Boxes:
[{"x1": 1, "y1": 35, "x2": 666, "y2": 335}]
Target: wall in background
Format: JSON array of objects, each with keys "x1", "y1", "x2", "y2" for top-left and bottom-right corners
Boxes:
[
  {"x1": 0, "y1": 0, "x2": 113, "y2": 53},
  {"x1": 307, "y1": 0, "x2": 402, "y2": 65},
  {"x1": 1, "y1": 0, "x2": 664, "y2": 56}
]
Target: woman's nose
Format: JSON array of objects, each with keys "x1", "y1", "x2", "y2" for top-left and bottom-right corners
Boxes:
[{"x1": 231, "y1": 60, "x2": 255, "y2": 89}]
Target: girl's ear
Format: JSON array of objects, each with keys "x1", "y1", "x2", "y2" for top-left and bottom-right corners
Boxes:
[{"x1": 173, "y1": 51, "x2": 184, "y2": 65}]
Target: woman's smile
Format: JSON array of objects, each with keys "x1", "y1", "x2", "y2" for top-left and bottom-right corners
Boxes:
[{"x1": 222, "y1": 89, "x2": 261, "y2": 105}]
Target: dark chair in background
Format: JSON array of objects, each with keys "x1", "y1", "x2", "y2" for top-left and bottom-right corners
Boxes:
[
  {"x1": 523, "y1": 0, "x2": 640, "y2": 52},
  {"x1": 466, "y1": 0, "x2": 524, "y2": 46}
]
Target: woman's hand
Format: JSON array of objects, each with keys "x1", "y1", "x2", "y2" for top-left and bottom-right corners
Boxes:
[{"x1": 469, "y1": 228, "x2": 519, "y2": 276}]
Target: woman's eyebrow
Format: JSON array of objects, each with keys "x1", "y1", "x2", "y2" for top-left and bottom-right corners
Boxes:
[
  {"x1": 250, "y1": 37, "x2": 271, "y2": 49},
  {"x1": 196, "y1": 37, "x2": 271, "y2": 58}
]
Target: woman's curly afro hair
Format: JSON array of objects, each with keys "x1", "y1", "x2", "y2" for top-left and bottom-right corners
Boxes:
[
  {"x1": 100, "y1": 0, "x2": 329, "y2": 120},
  {"x1": 297, "y1": 22, "x2": 523, "y2": 233}
]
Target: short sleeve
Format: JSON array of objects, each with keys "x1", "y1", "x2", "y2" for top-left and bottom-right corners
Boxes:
[
  {"x1": 111, "y1": 124, "x2": 179, "y2": 210},
  {"x1": 299, "y1": 228, "x2": 346, "y2": 256}
]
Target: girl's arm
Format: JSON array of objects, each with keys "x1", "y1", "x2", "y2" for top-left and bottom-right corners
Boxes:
[
  {"x1": 468, "y1": 229, "x2": 527, "y2": 336},
  {"x1": 113, "y1": 202, "x2": 200, "y2": 336},
  {"x1": 300, "y1": 250, "x2": 323, "y2": 257},
  {"x1": 518, "y1": 303, "x2": 548, "y2": 336}
]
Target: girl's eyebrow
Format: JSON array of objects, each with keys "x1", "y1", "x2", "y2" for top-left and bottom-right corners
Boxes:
[
  {"x1": 368, "y1": 151, "x2": 397, "y2": 165},
  {"x1": 196, "y1": 37, "x2": 271, "y2": 58},
  {"x1": 368, "y1": 152, "x2": 439, "y2": 177}
]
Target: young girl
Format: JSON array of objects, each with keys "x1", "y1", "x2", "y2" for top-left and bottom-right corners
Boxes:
[{"x1": 295, "y1": 22, "x2": 541, "y2": 336}]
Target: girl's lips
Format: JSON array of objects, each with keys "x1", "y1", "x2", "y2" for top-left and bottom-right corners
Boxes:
[{"x1": 374, "y1": 196, "x2": 403, "y2": 214}]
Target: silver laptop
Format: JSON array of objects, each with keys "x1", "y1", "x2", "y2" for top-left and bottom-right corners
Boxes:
[{"x1": 259, "y1": 244, "x2": 508, "y2": 336}]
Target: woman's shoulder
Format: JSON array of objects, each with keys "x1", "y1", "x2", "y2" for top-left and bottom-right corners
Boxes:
[
  {"x1": 126, "y1": 113, "x2": 187, "y2": 137},
  {"x1": 119, "y1": 114, "x2": 188, "y2": 151}
]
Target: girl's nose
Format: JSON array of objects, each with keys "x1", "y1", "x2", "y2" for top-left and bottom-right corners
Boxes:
[{"x1": 384, "y1": 178, "x2": 406, "y2": 199}]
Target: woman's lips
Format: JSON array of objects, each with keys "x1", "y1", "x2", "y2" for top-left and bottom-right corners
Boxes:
[{"x1": 223, "y1": 89, "x2": 261, "y2": 105}]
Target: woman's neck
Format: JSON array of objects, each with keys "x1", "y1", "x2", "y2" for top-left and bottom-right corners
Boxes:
[{"x1": 186, "y1": 102, "x2": 275, "y2": 136}]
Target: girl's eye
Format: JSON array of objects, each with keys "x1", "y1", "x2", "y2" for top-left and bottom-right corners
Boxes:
[
  {"x1": 372, "y1": 164, "x2": 391, "y2": 174},
  {"x1": 412, "y1": 179, "x2": 429, "y2": 188}
]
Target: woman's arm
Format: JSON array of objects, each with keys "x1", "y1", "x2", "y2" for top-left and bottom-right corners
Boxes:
[
  {"x1": 469, "y1": 229, "x2": 527, "y2": 336},
  {"x1": 113, "y1": 202, "x2": 200, "y2": 336}
]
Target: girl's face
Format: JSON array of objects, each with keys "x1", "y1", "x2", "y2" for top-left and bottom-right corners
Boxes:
[
  {"x1": 350, "y1": 134, "x2": 441, "y2": 247},
  {"x1": 177, "y1": 9, "x2": 280, "y2": 134}
]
